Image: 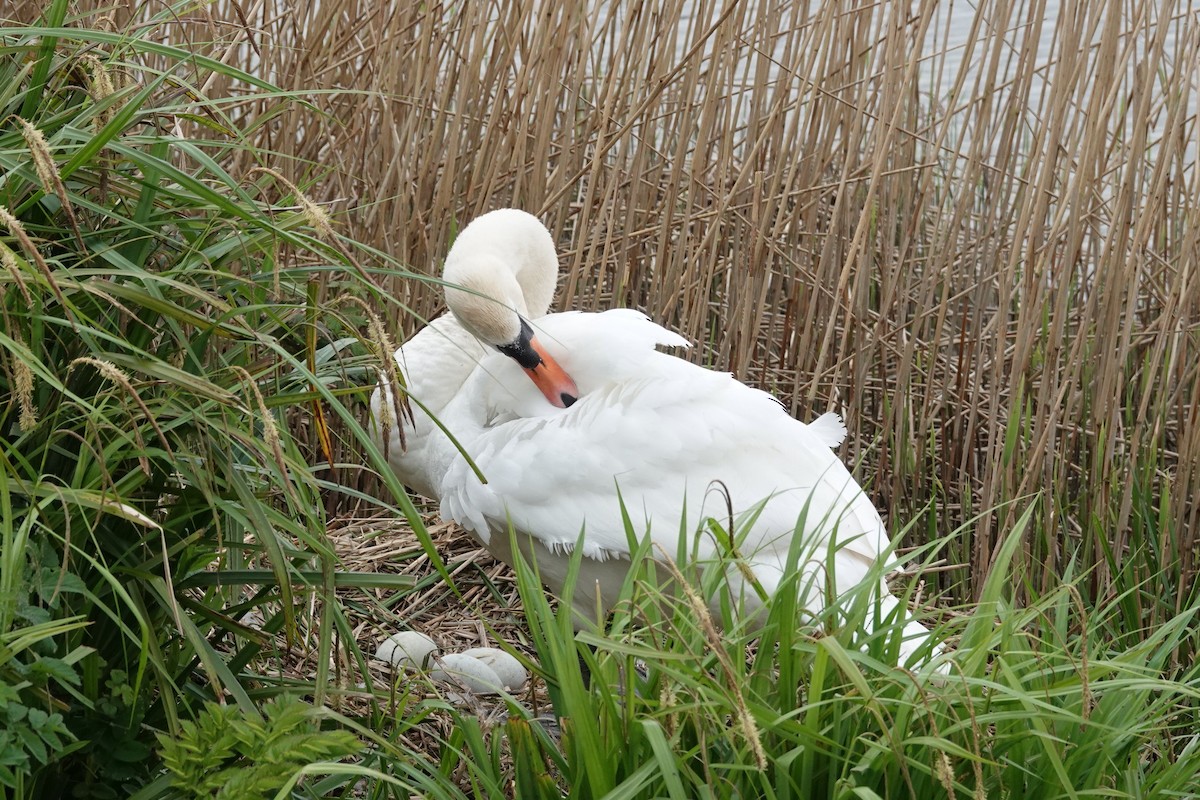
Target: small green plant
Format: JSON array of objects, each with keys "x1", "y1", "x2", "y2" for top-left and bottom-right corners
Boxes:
[
  {"x1": 0, "y1": 681, "x2": 75, "y2": 791},
  {"x1": 156, "y1": 697, "x2": 360, "y2": 800},
  {"x1": 0, "y1": 523, "x2": 89, "y2": 794}
]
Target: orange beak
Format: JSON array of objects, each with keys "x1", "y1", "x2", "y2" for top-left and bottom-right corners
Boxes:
[
  {"x1": 524, "y1": 334, "x2": 579, "y2": 408},
  {"x1": 496, "y1": 318, "x2": 580, "y2": 409}
]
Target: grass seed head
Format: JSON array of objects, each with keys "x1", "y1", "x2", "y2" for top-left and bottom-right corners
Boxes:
[
  {"x1": 232, "y1": 366, "x2": 298, "y2": 508},
  {"x1": 335, "y1": 295, "x2": 406, "y2": 452},
  {"x1": 18, "y1": 119, "x2": 58, "y2": 196},
  {"x1": 935, "y1": 750, "x2": 955, "y2": 795},
  {"x1": 81, "y1": 54, "x2": 115, "y2": 102},
  {"x1": 251, "y1": 167, "x2": 335, "y2": 239},
  {"x1": 15, "y1": 122, "x2": 87, "y2": 251},
  {"x1": 0, "y1": 241, "x2": 32, "y2": 304},
  {"x1": 13, "y1": 351, "x2": 37, "y2": 432},
  {"x1": 70, "y1": 356, "x2": 131, "y2": 388},
  {"x1": 80, "y1": 54, "x2": 116, "y2": 126}
]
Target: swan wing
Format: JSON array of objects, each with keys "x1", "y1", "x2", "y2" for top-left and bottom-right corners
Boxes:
[{"x1": 439, "y1": 342, "x2": 884, "y2": 570}]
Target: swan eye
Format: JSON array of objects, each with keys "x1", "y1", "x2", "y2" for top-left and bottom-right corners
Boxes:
[{"x1": 496, "y1": 318, "x2": 542, "y2": 369}]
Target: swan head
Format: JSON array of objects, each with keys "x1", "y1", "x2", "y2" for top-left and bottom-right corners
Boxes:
[{"x1": 442, "y1": 210, "x2": 580, "y2": 408}]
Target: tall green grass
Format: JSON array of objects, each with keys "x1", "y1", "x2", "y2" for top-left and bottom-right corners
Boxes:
[
  {"x1": 417, "y1": 511, "x2": 1200, "y2": 799},
  {"x1": 0, "y1": 6, "x2": 441, "y2": 796}
]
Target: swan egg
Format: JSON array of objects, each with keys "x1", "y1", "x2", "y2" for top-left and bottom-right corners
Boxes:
[{"x1": 374, "y1": 631, "x2": 438, "y2": 668}]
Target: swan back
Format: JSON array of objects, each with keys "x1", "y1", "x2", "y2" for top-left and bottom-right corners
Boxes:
[{"x1": 436, "y1": 308, "x2": 887, "y2": 576}]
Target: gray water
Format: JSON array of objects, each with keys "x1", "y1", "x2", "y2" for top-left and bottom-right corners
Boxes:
[{"x1": 664, "y1": 0, "x2": 1198, "y2": 165}]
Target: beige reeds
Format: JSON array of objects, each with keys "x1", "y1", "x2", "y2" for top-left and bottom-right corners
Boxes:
[{"x1": 58, "y1": 0, "x2": 1200, "y2": 600}]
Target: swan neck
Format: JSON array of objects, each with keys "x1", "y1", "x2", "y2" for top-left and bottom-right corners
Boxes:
[{"x1": 440, "y1": 210, "x2": 560, "y2": 347}]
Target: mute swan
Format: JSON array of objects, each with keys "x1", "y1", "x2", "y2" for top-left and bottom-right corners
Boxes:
[{"x1": 370, "y1": 209, "x2": 940, "y2": 668}]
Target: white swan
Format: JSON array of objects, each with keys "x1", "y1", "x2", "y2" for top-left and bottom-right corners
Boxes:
[{"x1": 370, "y1": 209, "x2": 940, "y2": 668}]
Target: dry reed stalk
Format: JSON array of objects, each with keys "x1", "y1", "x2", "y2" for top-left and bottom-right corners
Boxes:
[{"x1": 39, "y1": 0, "x2": 1200, "y2": 601}]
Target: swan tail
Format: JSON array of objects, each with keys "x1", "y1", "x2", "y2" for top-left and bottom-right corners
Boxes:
[{"x1": 807, "y1": 411, "x2": 848, "y2": 448}]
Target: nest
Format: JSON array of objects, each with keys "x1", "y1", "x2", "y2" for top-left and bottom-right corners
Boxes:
[{"x1": 230, "y1": 501, "x2": 557, "y2": 783}]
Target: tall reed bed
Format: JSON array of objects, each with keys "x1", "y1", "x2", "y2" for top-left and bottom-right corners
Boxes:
[{"x1": 127, "y1": 0, "x2": 1200, "y2": 613}]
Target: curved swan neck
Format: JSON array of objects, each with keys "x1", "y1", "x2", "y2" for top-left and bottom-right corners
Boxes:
[
  {"x1": 440, "y1": 210, "x2": 559, "y2": 345},
  {"x1": 439, "y1": 209, "x2": 580, "y2": 408},
  {"x1": 444, "y1": 255, "x2": 528, "y2": 345}
]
